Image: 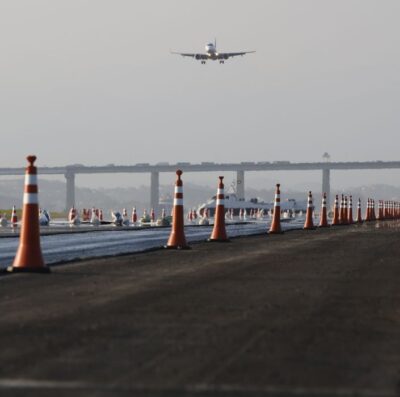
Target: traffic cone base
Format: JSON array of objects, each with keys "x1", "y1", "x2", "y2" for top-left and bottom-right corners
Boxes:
[
  {"x1": 7, "y1": 265, "x2": 50, "y2": 273},
  {"x1": 164, "y1": 244, "x2": 191, "y2": 250}
]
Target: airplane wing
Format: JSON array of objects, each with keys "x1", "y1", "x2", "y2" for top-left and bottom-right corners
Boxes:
[
  {"x1": 171, "y1": 52, "x2": 208, "y2": 60},
  {"x1": 217, "y1": 51, "x2": 256, "y2": 59}
]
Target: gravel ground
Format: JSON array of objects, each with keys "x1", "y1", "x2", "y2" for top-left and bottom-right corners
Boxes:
[{"x1": 1, "y1": 222, "x2": 400, "y2": 397}]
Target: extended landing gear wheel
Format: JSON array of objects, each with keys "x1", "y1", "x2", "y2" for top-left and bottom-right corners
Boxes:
[
  {"x1": 219, "y1": 60, "x2": 225, "y2": 64},
  {"x1": 201, "y1": 61, "x2": 206, "y2": 64}
]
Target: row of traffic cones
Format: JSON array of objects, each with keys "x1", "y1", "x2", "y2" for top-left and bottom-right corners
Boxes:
[
  {"x1": 268, "y1": 186, "x2": 400, "y2": 233},
  {"x1": 7, "y1": 156, "x2": 400, "y2": 273},
  {"x1": 70, "y1": 206, "x2": 164, "y2": 225},
  {"x1": 166, "y1": 173, "x2": 230, "y2": 249},
  {"x1": 331, "y1": 194, "x2": 358, "y2": 225},
  {"x1": 269, "y1": 187, "x2": 318, "y2": 232}
]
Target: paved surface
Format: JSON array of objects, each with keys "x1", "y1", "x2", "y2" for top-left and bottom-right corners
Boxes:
[
  {"x1": 1, "y1": 223, "x2": 400, "y2": 396},
  {"x1": 0, "y1": 221, "x2": 303, "y2": 269}
]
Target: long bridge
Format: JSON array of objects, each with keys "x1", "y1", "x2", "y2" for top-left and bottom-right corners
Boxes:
[{"x1": 0, "y1": 161, "x2": 399, "y2": 210}]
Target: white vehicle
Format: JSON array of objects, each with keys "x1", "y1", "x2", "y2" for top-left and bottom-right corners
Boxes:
[{"x1": 171, "y1": 40, "x2": 255, "y2": 64}]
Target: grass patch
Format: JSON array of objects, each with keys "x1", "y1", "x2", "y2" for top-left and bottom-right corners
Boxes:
[{"x1": 0, "y1": 209, "x2": 67, "y2": 219}]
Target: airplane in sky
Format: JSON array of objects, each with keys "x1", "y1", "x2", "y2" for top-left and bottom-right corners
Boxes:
[{"x1": 171, "y1": 40, "x2": 255, "y2": 64}]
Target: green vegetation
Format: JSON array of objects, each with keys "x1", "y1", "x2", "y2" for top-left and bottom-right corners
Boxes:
[{"x1": 0, "y1": 209, "x2": 67, "y2": 219}]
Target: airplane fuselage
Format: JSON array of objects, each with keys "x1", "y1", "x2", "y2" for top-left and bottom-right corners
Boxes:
[{"x1": 205, "y1": 43, "x2": 218, "y2": 60}]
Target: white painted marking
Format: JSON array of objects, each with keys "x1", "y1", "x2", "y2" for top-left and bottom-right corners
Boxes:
[
  {"x1": 0, "y1": 378, "x2": 87, "y2": 389},
  {"x1": 187, "y1": 383, "x2": 396, "y2": 397},
  {"x1": 173, "y1": 198, "x2": 183, "y2": 206},
  {"x1": 25, "y1": 174, "x2": 37, "y2": 186},
  {"x1": 174, "y1": 186, "x2": 183, "y2": 193},
  {"x1": 0, "y1": 379, "x2": 394, "y2": 396},
  {"x1": 23, "y1": 193, "x2": 38, "y2": 204}
]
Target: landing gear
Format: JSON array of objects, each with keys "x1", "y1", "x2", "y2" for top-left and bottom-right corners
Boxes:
[
  {"x1": 219, "y1": 60, "x2": 225, "y2": 64},
  {"x1": 201, "y1": 60, "x2": 206, "y2": 64}
]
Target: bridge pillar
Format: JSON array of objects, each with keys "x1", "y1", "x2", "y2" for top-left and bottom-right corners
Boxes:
[
  {"x1": 322, "y1": 168, "x2": 331, "y2": 207},
  {"x1": 150, "y1": 171, "x2": 160, "y2": 214},
  {"x1": 65, "y1": 171, "x2": 76, "y2": 211},
  {"x1": 236, "y1": 170, "x2": 245, "y2": 200}
]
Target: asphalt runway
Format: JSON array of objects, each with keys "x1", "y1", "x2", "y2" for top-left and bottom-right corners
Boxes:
[
  {"x1": 0, "y1": 218, "x2": 304, "y2": 269},
  {"x1": 1, "y1": 222, "x2": 400, "y2": 396}
]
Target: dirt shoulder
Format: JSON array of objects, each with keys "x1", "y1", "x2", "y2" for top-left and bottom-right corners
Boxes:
[{"x1": 1, "y1": 223, "x2": 400, "y2": 396}]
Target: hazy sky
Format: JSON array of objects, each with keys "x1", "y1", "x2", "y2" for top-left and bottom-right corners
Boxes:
[{"x1": 1, "y1": 0, "x2": 399, "y2": 189}]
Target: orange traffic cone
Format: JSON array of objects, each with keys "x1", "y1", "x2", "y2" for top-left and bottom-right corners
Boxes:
[
  {"x1": 209, "y1": 176, "x2": 229, "y2": 242},
  {"x1": 131, "y1": 207, "x2": 137, "y2": 224},
  {"x1": 348, "y1": 196, "x2": 354, "y2": 224},
  {"x1": 332, "y1": 195, "x2": 340, "y2": 226},
  {"x1": 342, "y1": 196, "x2": 349, "y2": 225},
  {"x1": 319, "y1": 193, "x2": 329, "y2": 228},
  {"x1": 166, "y1": 170, "x2": 189, "y2": 249},
  {"x1": 8, "y1": 156, "x2": 49, "y2": 273},
  {"x1": 371, "y1": 200, "x2": 376, "y2": 221},
  {"x1": 365, "y1": 199, "x2": 371, "y2": 221},
  {"x1": 356, "y1": 198, "x2": 363, "y2": 223},
  {"x1": 269, "y1": 184, "x2": 283, "y2": 234},
  {"x1": 339, "y1": 194, "x2": 345, "y2": 224},
  {"x1": 370, "y1": 199, "x2": 373, "y2": 221},
  {"x1": 355, "y1": 198, "x2": 362, "y2": 223},
  {"x1": 68, "y1": 206, "x2": 76, "y2": 223},
  {"x1": 377, "y1": 200, "x2": 383, "y2": 220},
  {"x1": 11, "y1": 205, "x2": 18, "y2": 227},
  {"x1": 303, "y1": 191, "x2": 315, "y2": 230}
]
